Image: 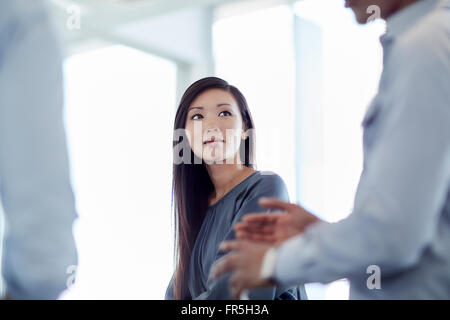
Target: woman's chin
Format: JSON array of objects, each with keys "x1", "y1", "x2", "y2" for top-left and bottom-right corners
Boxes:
[
  {"x1": 203, "y1": 157, "x2": 226, "y2": 165},
  {"x1": 203, "y1": 154, "x2": 240, "y2": 165}
]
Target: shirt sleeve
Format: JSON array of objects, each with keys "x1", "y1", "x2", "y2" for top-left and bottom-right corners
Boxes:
[
  {"x1": 0, "y1": 2, "x2": 79, "y2": 299},
  {"x1": 196, "y1": 173, "x2": 292, "y2": 300},
  {"x1": 273, "y1": 29, "x2": 450, "y2": 287}
]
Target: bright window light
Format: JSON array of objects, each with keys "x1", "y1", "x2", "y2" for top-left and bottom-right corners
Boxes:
[
  {"x1": 213, "y1": 5, "x2": 297, "y2": 200},
  {"x1": 61, "y1": 45, "x2": 176, "y2": 299},
  {"x1": 293, "y1": 0, "x2": 385, "y2": 299},
  {"x1": 294, "y1": 0, "x2": 385, "y2": 223}
]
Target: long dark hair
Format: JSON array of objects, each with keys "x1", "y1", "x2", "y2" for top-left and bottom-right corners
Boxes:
[{"x1": 172, "y1": 77, "x2": 256, "y2": 299}]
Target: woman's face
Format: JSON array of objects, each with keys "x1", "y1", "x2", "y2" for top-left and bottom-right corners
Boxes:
[{"x1": 184, "y1": 88, "x2": 246, "y2": 164}]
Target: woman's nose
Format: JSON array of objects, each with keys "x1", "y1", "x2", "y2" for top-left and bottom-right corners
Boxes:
[{"x1": 204, "y1": 127, "x2": 223, "y2": 140}]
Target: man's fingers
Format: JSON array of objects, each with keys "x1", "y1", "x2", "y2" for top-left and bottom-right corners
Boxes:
[
  {"x1": 246, "y1": 234, "x2": 276, "y2": 243},
  {"x1": 235, "y1": 231, "x2": 276, "y2": 243},
  {"x1": 230, "y1": 272, "x2": 248, "y2": 300},
  {"x1": 258, "y1": 197, "x2": 297, "y2": 212},
  {"x1": 211, "y1": 240, "x2": 250, "y2": 280},
  {"x1": 218, "y1": 240, "x2": 241, "y2": 252},
  {"x1": 234, "y1": 223, "x2": 275, "y2": 235},
  {"x1": 210, "y1": 252, "x2": 239, "y2": 280},
  {"x1": 242, "y1": 213, "x2": 278, "y2": 225},
  {"x1": 235, "y1": 228, "x2": 276, "y2": 239}
]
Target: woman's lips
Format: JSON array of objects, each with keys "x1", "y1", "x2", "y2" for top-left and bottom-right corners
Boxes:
[
  {"x1": 203, "y1": 135, "x2": 224, "y2": 144},
  {"x1": 204, "y1": 140, "x2": 224, "y2": 145}
]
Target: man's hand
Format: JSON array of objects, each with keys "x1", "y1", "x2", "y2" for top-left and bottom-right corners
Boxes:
[
  {"x1": 210, "y1": 240, "x2": 274, "y2": 300},
  {"x1": 234, "y1": 197, "x2": 322, "y2": 245},
  {"x1": 210, "y1": 198, "x2": 322, "y2": 299}
]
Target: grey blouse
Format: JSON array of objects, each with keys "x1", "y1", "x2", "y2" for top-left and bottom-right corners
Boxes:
[{"x1": 165, "y1": 170, "x2": 307, "y2": 300}]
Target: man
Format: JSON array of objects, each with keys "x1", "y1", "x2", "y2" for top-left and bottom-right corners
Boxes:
[
  {"x1": 211, "y1": 0, "x2": 450, "y2": 299},
  {"x1": 0, "y1": 0, "x2": 78, "y2": 299}
]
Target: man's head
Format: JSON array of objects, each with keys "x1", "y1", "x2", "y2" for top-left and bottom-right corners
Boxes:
[{"x1": 345, "y1": 0, "x2": 419, "y2": 24}]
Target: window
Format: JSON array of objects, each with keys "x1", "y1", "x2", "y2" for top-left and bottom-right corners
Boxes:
[
  {"x1": 293, "y1": 0, "x2": 385, "y2": 299},
  {"x1": 294, "y1": 0, "x2": 384, "y2": 223},
  {"x1": 214, "y1": 5, "x2": 297, "y2": 200},
  {"x1": 62, "y1": 45, "x2": 176, "y2": 299}
]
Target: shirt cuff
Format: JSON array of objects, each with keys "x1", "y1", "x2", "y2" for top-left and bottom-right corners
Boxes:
[
  {"x1": 260, "y1": 246, "x2": 278, "y2": 281},
  {"x1": 273, "y1": 234, "x2": 307, "y2": 286}
]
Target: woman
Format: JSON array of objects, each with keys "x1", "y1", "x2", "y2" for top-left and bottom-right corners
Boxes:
[{"x1": 165, "y1": 77, "x2": 307, "y2": 300}]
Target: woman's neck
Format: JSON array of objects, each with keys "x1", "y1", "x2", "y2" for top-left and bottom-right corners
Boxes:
[{"x1": 206, "y1": 162, "x2": 255, "y2": 203}]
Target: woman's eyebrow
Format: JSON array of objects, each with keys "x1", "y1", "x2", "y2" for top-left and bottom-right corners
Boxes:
[
  {"x1": 188, "y1": 106, "x2": 204, "y2": 111},
  {"x1": 188, "y1": 103, "x2": 231, "y2": 111}
]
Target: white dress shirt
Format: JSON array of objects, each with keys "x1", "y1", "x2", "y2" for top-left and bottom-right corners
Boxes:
[{"x1": 266, "y1": 0, "x2": 450, "y2": 299}]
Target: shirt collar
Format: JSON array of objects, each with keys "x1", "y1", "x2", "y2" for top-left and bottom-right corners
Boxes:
[{"x1": 380, "y1": 0, "x2": 441, "y2": 44}]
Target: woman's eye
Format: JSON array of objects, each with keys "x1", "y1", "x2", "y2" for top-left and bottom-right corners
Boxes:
[
  {"x1": 219, "y1": 111, "x2": 232, "y2": 117},
  {"x1": 191, "y1": 114, "x2": 203, "y2": 120}
]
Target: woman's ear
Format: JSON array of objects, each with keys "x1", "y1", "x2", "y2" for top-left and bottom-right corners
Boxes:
[{"x1": 241, "y1": 123, "x2": 250, "y2": 140}]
